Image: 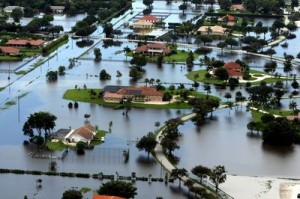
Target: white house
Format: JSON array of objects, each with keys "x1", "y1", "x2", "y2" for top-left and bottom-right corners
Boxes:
[{"x1": 65, "y1": 124, "x2": 96, "y2": 145}]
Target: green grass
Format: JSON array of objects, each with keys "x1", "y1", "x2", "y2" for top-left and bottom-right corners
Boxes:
[
  {"x1": 5, "y1": 100, "x2": 16, "y2": 106},
  {"x1": 251, "y1": 109, "x2": 292, "y2": 122},
  {"x1": 187, "y1": 70, "x2": 225, "y2": 85},
  {"x1": 90, "y1": 130, "x2": 107, "y2": 146},
  {"x1": 0, "y1": 56, "x2": 22, "y2": 61},
  {"x1": 63, "y1": 88, "x2": 219, "y2": 110},
  {"x1": 80, "y1": 187, "x2": 91, "y2": 193},
  {"x1": 46, "y1": 141, "x2": 66, "y2": 151}
]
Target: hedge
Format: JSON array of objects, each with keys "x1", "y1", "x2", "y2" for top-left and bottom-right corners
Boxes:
[{"x1": 42, "y1": 34, "x2": 69, "y2": 54}]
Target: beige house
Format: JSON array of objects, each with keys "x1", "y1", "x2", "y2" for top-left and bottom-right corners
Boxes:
[
  {"x1": 133, "y1": 20, "x2": 154, "y2": 29},
  {"x1": 197, "y1": 25, "x2": 227, "y2": 35}
]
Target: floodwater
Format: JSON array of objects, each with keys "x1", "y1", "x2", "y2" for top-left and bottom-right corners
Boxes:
[{"x1": 1, "y1": 0, "x2": 300, "y2": 198}]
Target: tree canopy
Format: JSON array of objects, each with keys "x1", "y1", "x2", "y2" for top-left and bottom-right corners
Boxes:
[
  {"x1": 97, "y1": 180, "x2": 137, "y2": 198},
  {"x1": 62, "y1": 189, "x2": 83, "y2": 199},
  {"x1": 136, "y1": 132, "x2": 157, "y2": 158}
]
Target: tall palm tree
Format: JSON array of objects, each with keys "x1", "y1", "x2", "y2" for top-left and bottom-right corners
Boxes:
[
  {"x1": 289, "y1": 100, "x2": 298, "y2": 113},
  {"x1": 123, "y1": 46, "x2": 131, "y2": 61}
]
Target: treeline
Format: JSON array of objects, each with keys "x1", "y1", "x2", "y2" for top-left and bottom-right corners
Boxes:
[
  {"x1": 0, "y1": 168, "x2": 168, "y2": 182},
  {"x1": 42, "y1": 34, "x2": 68, "y2": 54}
]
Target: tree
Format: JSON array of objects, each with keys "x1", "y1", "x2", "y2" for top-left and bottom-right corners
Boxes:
[
  {"x1": 46, "y1": 71, "x2": 58, "y2": 81},
  {"x1": 217, "y1": 42, "x2": 227, "y2": 53},
  {"x1": 264, "y1": 61, "x2": 277, "y2": 74},
  {"x1": 214, "y1": 67, "x2": 229, "y2": 80},
  {"x1": 210, "y1": 165, "x2": 226, "y2": 192},
  {"x1": 123, "y1": 46, "x2": 131, "y2": 61},
  {"x1": 116, "y1": 70, "x2": 122, "y2": 79},
  {"x1": 84, "y1": 113, "x2": 91, "y2": 121},
  {"x1": 103, "y1": 23, "x2": 114, "y2": 38},
  {"x1": 157, "y1": 54, "x2": 164, "y2": 67},
  {"x1": 100, "y1": 69, "x2": 111, "y2": 80},
  {"x1": 94, "y1": 48, "x2": 102, "y2": 61},
  {"x1": 218, "y1": 0, "x2": 231, "y2": 10},
  {"x1": 170, "y1": 168, "x2": 188, "y2": 187},
  {"x1": 47, "y1": 26, "x2": 63, "y2": 38},
  {"x1": 154, "y1": 121, "x2": 161, "y2": 130},
  {"x1": 136, "y1": 132, "x2": 157, "y2": 158},
  {"x1": 191, "y1": 165, "x2": 211, "y2": 183},
  {"x1": 262, "y1": 117, "x2": 296, "y2": 146},
  {"x1": 62, "y1": 188, "x2": 83, "y2": 199},
  {"x1": 97, "y1": 181, "x2": 137, "y2": 198},
  {"x1": 225, "y1": 38, "x2": 239, "y2": 49},
  {"x1": 289, "y1": 100, "x2": 298, "y2": 112},
  {"x1": 22, "y1": 111, "x2": 57, "y2": 139},
  {"x1": 130, "y1": 55, "x2": 147, "y2": 67},
  {"x1": 129, "y1": 66, "x2": 145, "y2": 80},
  {"x1": 179, "y1": 3, "x2": 187, "y2": 15},
  {"x1": 11, "y1": 8, "x2": 24, "y2": 23},
  {"x1": 143, "y1": 0, "x2": 154, "y2": 9},
  {"x1": 58, "y1": 66, "x2": 66, "y2": 76},
  {"x1": 192, "y1": 0, "x2": 203, "y2": 9}
]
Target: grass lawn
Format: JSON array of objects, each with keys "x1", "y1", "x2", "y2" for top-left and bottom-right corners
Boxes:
[
  {"x1": 251, "y1": 109, "x2": 292, "y2": 122},
  {"x1": 90, "y1": 130, "x2": 107, "y2": 146},
  {"x1": 46, "y1": 141, "x2": 66, "y2": 151},
  {"x1": 0, "y1": 56, "x2": 23, "y2": 61},
  {"x1": 63, "y1": 88, "x2": 219, "y2": 109},
  {"x1": 20, "y1": 48, "x2": 41, "y2": 56},
  {"x1": 44, "y1": 38, "x2": 69, "y2": 54}
]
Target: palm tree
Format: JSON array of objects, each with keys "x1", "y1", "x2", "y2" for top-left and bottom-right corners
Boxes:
[
  {"x1": 144, "y1": 78, "x2": 149, "y2": 86},
  {"x1": 123, "y1": 46, "x2": 131, "y2": 61},
  {"x1": 289, "y1": 100, "x2": 297, "y2": 113},
  {"x1": 170, "y1": 168, "x2": 188, "y2": 188},
  {"x1": 224, "y1": 92, "x2": 232, "y2": 102},
  {"x1": 227, "y1": 101, "x2": 234, "y2": 116},
  {"x1": 206, "y1": 26, "x2": 212, "y2": 35}
]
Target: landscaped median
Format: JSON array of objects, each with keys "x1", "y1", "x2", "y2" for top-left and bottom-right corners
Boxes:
[{"x1": 63, "y1": 88, "x2": 220, "y2": 110}]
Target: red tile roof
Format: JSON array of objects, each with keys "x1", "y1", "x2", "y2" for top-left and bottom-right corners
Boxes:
[
  {"x1": 6, "y1": 39, "x2": 45, "y2": 46},
  {"x1": 0, "y1": 46, "x2": 20, "y2": 55},
  {"x1": 224, "y1": 62, "x2": 243, "y2": 77},
  {"x1": 135, "y1": 43, "x2": 171, "y2": 54},
  {"x1": 117, "y1": 86, "x2": 163, "y2": 97},
  {"x1": 219, "y1": 14, "x2": 235, "y2": 22},
  {"x1": 140, "y1": 15, "x2": 159, "y2": 21},
  {"x1": 93, "y1": 195, "x2": 126, "y2": 199}
]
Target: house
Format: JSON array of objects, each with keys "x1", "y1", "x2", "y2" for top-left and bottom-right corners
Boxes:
[
  {"x1": 92, "y1": 195, "x2": 126, "y2": 199},
  {"x1": 3, "y1": 6, "x2": 24, "y2": 13},
  {"x1": 218, "y1": 14, "x2": 236, "y2": 26},
  {"x1": 0, "y1": 46, "x2": 20, "y2": 56},
  {"x1": 133, "y1": 15, "x2": 160, "y2": 29},
  {"x1": 230, "y1": 4, "x2": 246, "y2": 12},
  {"x1": 65, "y1": 124, "x2": 96, "y2": 145},
  {"x1": 103, "y1": 85, "x2": 163, "y2": 102},
  {"x1": 50, "y1": 6, "x2": 65, "y2": 13},
  {"x1": 287, "y1": 113, "x2": 300, "y2": 121},
  {"x1": 133, "y1": 20, "x2": 154, "y2": 29},
  {"x1": 224, "y1": 62, "x2": 243, "y2": 78},
  {"x1": 134, "y1": 43, "x2": 171, "y2": 55},
  {"x1": 6, "y1": 39, "x2": 45, "y2": 48},
  {"x1": 197, "y1": 25, "x2": 227, "y2": 35}
]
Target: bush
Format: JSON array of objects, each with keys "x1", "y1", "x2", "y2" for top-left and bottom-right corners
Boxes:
[
  {"x1": 42, "y1": 34, "x2": 68, "y2": 54},
  {"x1": 75, "y1": 173, "x2": 90, "y2": 178}
]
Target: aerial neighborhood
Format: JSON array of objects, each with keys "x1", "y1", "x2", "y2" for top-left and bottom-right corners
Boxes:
[{"x1": 1, "y1": 0, "x2": 300, "y2": 198}]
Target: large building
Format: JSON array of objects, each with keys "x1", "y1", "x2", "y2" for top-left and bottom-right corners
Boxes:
[
  {"x1": 6, "y1": 39, "x2": 45, "y2": 48},
  {"x1": 103, "y1": 85, "x2": 163, "y2": 102},
  {"x1": 224, "y1": 62, "x2": 243, "y2": 78},
  {"x1": 134, "y1": 43, "x2": 171, "y2": 55},
  {"x1": 0, "y1": 46, "x2": 20, "y2": 56}
]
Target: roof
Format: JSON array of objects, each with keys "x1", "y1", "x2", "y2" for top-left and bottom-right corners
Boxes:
[
  {"x1": 52, "y1": 129, "x2": 70, "y2": 139},
  {"x1": 117, "y1": 86, "x2": 163, "y2": 97},
  {"x1": 140, "y1": 15, "x2": 159, "y2": 21},
  {"x1": 103, "y1": 85, "x2": 127, "y2": 93},
  {"x1": 6, "y1": 39, "x2": 45, "y2": 46},
  {"x1": 230, "y1": 4, "x2": 245, "y2": 11},
  {"x1": 50, "y1": 6, "x2": 65, "y2": 10},
  {"x1": 197, "y1": 25, "x2": 226, "y2": 34},
  {"x1": 4, "y1": 6, "x2": 24, "y2": 12},
  {"x1": 71, "y1": 124, "x2": 96, "y2": 140},
  {"x1": 224, "y1": 62, "x2": 243, "y2": 76},
  {"x1": 134, "y1": 20, "x2": 153, "y2": 26},
  {"x1": 135, "y1": 43, "x2": 171, "y2": 54},
  {"x1": 0, "y1": 46, "x2": 20, "y2": 54},
  {"x1": 219, "y1": 14, "x2": 235, "y2": 22},
  {"x1": 93, "y1": 195, "x2": 126, "y2": 199}
]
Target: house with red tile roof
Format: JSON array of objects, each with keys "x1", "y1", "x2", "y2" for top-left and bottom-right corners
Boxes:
[
  {"x1": 65, "y1": 124, "x2": 96, "y2": 145},
  {"x1": 0, "y1": 46, "x2": 20, "y2": 56},
  {"x1": 230, "y1": 4, "x2": 246, "y2": 12},
  {"x1": 133, "y1": 15, "x2": 160, "y2": 29},
  {"x1": 218, "y1": 14, "x2": 236, "y2": 26},
  {"x1": 6, "y1": 39, "x2": 45, "y2": 48},
  {"x1": 134, "y1": 43, "x2": 171, "y2": 55},
  {"x1": 224, "y1": 62, "x2": 243, "y2": 78},
  {"x1": 92, "y1": 195, "x2": 126, "y2": 199},
  {"x1": 103, "y1": 85, "x2": 163, "y2": 102}
]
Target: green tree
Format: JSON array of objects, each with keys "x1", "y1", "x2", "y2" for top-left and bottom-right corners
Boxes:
[
  {"x1": 179, "y1": 3, "x2": 187, "y2": 15},
  {"x1": 170, "y1": 168, "x2": 188, "y2": 187},
  {"x1": 58, "y1": 66, "x2": 66, "y2": 76},
  {"x1": 22, "y1": 111, "x2": 57, "y2": 138},
  {"x1": 191, "y1": 165, "x2": 211, "y2": 183},
  {"x1": 136, "y1": 132, "x2": 157, "y2": 159},
  {"x1": 123, "y1": 46, "x2": 131, "y2": 61},
  {"x1": 154, "y1": 121, "x2": 161, "y2": 130},
  {"x1": 103, "y1": 23, "x2": 114, "y2": 38},
  {"x1": 62, "y1": 188, "x2": 83, "y2": 199},
  {"x1": 218, "y1": 0, "x2": 231, "y2": 10},
  {"x1": 116, "y1": 70, "x2": 122, "y2": 79},
  {"x1": 97, "y1": 180, "x2": 137, "y2": 198},
  {"x1": 262, "y1": 117, "x2": 296, "y2": 146},
  {"x1": 210, "y1": 165, "x2": 227, "y2": 193},
  {"x1": 11, "y1": 8, "x2": 24, "y2": 22},
  {"x1": 100, "y1": 69, "x2": 111, "y2": 80},
  {"x1": 94, "y1": 48, "x2": 102, "y2": 61},
  {"x1": 46, "y1": 71, "x2": 58, "y2": 81},
  {"x1": 214, "y1": 67, "x2": 229, "y2": 80}
]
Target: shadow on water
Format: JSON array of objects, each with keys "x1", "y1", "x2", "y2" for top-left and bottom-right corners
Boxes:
[
  {"x1": 261, "y1": 142, "x2": 295, "y2": 156},
  {"x1": 136, "y1": 155, "x2": 157, "y2": 165}
]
